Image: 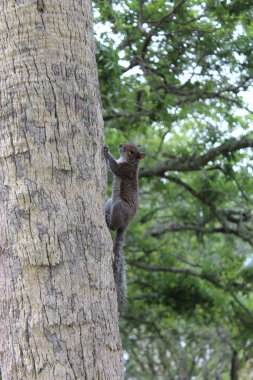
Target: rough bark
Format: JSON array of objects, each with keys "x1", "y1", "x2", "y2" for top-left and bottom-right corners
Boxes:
[{"x1": 0, "y1": 1, "x2": 123, "y2": 379}]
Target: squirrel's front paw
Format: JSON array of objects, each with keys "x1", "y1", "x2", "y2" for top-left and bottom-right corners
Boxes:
[{"x1": 103, "y1": 144, "x2": 110, "y2": 158}]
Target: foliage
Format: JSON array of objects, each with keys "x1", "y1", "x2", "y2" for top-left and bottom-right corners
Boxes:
[{"x1": 94, "y1": 0, "x2": 253, "y2": 378}]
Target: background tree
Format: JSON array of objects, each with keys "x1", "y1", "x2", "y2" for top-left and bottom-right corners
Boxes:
[
  {"x1": 94, "y1": 0, "x2": 253, "y2": 378},
  {"x1": 0, "y1": 1, "x2": 123, "y2": 379}
]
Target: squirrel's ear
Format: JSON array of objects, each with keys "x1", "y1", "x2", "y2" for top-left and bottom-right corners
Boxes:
[{"x1": 138, "y1": 152, "x2": 145, "y2": 159}]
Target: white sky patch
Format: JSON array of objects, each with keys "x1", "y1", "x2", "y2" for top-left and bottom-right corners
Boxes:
[
  {"x1": 94, "y1": 21, "x2": 124, "y2": 48},
  {"x1": 94, "y1": 21, "x2": 111, "y2": 38},
  {"x1": 118, "y1": 50, "x2": 129, "y2": 68},
  {"x1": 242, "y1": 255, "x2": 253, "y2": 269},
  {"x1": 121, "y1": 65, "x2": 145, "y2": 78},
  {"x1": 142, "y1": 22, "x2": 151, "y2": 32},
  {"x1": 233, "y1": 51, "x2": 247, "y2": 64},
  {"x1": 241, "y1": 90, "x2": 253, "y2": 113},
  {"x1": 233, "y1": 23, "x2": 245, "y2": 38},
  {"x1": 118, "y1": 59, "x2": 129, "y2": 68}
]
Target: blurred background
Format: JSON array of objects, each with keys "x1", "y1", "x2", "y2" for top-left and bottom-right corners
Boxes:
[{"x1": 94, "y1": 1, "x2": 253, "y2": 378}]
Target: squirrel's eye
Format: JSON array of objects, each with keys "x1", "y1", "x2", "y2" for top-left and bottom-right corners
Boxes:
[{"x1": 129, "y1": 150, "x2": 135, "y2": 155}]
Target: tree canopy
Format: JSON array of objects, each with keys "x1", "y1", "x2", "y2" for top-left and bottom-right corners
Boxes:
[{"x1": 94, "y1": 0, "x2": 253, "y2": 378}]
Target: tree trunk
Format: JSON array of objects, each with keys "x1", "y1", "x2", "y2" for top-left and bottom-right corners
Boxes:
[
  {"x1": 0, "y1": 1, "x2": 123, "y2": 379},
  {"x1": 230, "y1": 350, "x2": 239, "y2": 380}
]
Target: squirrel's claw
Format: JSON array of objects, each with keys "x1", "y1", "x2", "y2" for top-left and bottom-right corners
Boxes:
[{"x1": 103, "y1": 144, "x2": 110, "y2": 158}]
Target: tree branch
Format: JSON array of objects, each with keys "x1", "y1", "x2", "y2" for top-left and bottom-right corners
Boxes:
[
  {"x1": 150, "y1": 223, "x2": 231, "y2": 236},
  {"x1": 149, "y1": 222, "x2": 253, "y2": 245},
  {"x1": 128, "y1": 260, "x2": 220, "y2": 287},
  {"x1": 141, "y1": 0, "x2": 187, "y2": 58},
  {"x1": 140, "y1": 136, "x2": 253, "y2": 176}
]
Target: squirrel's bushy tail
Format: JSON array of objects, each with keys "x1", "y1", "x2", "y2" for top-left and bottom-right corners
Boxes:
[{"x1": 113, "y1": 228, "x2": 126, "y2": 316}]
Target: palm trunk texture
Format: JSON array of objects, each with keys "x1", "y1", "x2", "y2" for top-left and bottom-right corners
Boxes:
[{"x1": 0, "y1": 1, "x2": 123, "y2": 379}]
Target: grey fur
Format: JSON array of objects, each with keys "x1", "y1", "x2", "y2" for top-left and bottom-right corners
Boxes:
[{"x1": 104, "y1": 143, "x2": 145, "y2": 315}]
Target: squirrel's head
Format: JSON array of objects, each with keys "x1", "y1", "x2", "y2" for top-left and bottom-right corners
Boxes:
[{"x1": 119, "y1": 143, "x2": 145, "y2": 165}]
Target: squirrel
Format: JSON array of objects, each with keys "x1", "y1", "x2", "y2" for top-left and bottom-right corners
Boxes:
[{"x1": 103, "y1": 143, "x2": 145, "y2": 315}]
